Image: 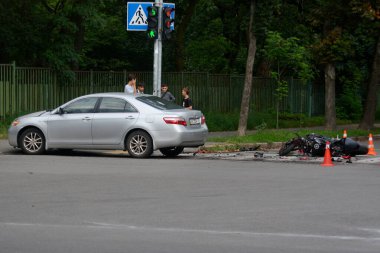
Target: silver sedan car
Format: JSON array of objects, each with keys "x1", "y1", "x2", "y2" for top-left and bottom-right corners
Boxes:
[{"x1": 8, "y1": 93, "x2": 208, "y2": 158}]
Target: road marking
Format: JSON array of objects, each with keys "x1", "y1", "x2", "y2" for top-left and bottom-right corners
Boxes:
[
  {"x1": 2, "y1": 222, "x2": 380, "y2": 242},
  {"x1": 360, "y1": 228, "x2": 380, "y2": 234}
]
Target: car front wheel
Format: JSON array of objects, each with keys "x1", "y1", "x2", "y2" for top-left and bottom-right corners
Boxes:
[
  {"x1": 19, "y1": 128, "x2": 46, "y2": 155},
  {"x1": 159, "y1": 147, "x2": 184, "y2": 157},
  {"x1": 126, "y1": 130, "x2": 153, "y2": 158}
]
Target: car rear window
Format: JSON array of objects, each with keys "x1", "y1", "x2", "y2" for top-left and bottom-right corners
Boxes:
[{"x1": 136, "y1": 96, "x2": 183, "y2": 110}]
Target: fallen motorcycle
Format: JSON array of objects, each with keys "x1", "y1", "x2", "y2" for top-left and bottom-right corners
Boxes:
[{"x1": 279, "y1": 133, "x2": 368, "y2": 157}]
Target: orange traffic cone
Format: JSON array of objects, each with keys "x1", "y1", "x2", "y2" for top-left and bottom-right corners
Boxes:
[
  {"x1": 321, "y1": 141, "x2": 334, "y2": 167},
  {"x1": 343, "y1": 130, "x2": 347, "y2": 139},
  {"x1": 367, "y1": 133, "x2": 377, "y2": 156}
]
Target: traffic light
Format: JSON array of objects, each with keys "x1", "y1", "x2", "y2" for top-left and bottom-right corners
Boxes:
[
  {"x1": 147, "y1": 6, "x2": 158, "y2": 39},
  {"x1": 162, "y1": 7, "x2": 174, "y2": 40}
]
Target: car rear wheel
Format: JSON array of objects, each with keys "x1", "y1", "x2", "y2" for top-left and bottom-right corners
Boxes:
[
  {"x1": 19, "y1": 128, "x2": 45, "y2": 155},
  {"x1": 126, "y1": 130, "x2": 153, "y2": 158},
  {"x1": 160, "y1": 147, "x2": 184, "y2": 157}
]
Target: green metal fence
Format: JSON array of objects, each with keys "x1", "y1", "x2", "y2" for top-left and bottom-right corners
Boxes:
[{"x1": 0, "y1": 63, "x2": 324, "y2": 119}]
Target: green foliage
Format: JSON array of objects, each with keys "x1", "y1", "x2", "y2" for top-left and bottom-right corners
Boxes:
[
  {"x1": 336, "y1": 89, "x2": 363, "y2": 120},
  {"x1": 184, "y1": 1, "x2": 237, "y2": 73},
  {"x1": 336, "y1": 62, "x2": 364, "y2": 120},
  {"x1": 204, "y1": 112, "x2": 239, "y2": 131},
  {"x1": 262, "y1": 31, "x2": 313, "y2": 128},
  {"x1": 0, "y1": 114, "x2": 16, "y2": 139},
  {"x1": 272, "y1": 77, "x2": 288, "y2": 101},
  {"x1": 185, "y1": 34, "x2": 231, "y2": 72},
  {"x1": 312, "y1": 29, "x2": 355, "y2": 64},
  {"x1": 0, "y1": 122, "x2": 8, "y2": 139},
  {"x1": 264, "y1": 31, "x2": 314, "y2": 80}
]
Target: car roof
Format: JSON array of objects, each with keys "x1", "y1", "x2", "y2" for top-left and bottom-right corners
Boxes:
[{"x1": 83, "y1": 92, "x2": 151, "y2": 99}]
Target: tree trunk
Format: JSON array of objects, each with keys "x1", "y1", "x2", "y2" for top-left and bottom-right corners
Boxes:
[
  {"x1": 71, "y1": 15, "x2": 85, "y2": 70},
  {"x1": 359, "y1": 35, "x2": 380, "y2": 130},
  {"x1": 70, "y1": 0, "x2": 86, "y2": 70},
  {"x1": 237, "y1": 0, "x2": 256, "y2": 136},
  {"x1": 324, "y1": 63, "x2": 336, "y2": 130}
]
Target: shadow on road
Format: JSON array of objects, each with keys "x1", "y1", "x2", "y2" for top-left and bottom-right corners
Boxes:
[{"x1": 1, "y1": 147, "x2": 191, "y2": 160}]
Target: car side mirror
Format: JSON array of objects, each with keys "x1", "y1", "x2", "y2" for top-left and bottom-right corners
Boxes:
[{"x1": 58, "y1": 107, "x2": 65, "y2": 115}]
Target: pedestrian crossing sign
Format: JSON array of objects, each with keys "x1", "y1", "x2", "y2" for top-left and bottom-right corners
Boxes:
[
  {"x1": 126, "y1": 2, "x2": 175, "y2": 31},
  {"x1": 129, "y1": 4, "x2": 148, "y2": 26}
]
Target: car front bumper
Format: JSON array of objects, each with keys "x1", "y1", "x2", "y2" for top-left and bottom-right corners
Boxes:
[{"x1": 8, "y1": 126, "x2": 19, "y2": 147}]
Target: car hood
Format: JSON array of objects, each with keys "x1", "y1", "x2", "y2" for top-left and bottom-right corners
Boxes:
[{"x1": 18, "y1": 110, "x2": 50, "y2": 119}]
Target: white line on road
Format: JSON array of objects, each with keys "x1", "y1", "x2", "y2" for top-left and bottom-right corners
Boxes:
[
  {"x1": 2, "y1": 222, "x2": 380, "y2": 242},
  {"x1": 360, "y1": 228, "x2": 380, "y2": 234}
]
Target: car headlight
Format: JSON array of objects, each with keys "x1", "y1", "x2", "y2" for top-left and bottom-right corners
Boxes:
[{"x1": 11, "y1": 119, "x2": 20, "y2": 127}]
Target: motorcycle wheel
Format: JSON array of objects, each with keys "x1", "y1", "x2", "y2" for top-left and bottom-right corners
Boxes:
[{"x1": 279, "y1": 143, "x2": 296, "y2": 156}]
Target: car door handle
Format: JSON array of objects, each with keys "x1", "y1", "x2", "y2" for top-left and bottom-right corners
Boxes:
[
  {"x1": 82, "y1": 117, "x2": 92, "y2": 121},
  {"x1": 125, "y1": 116, "x2": 135, "y2": 120}
]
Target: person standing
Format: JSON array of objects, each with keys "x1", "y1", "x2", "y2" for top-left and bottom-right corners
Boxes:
[
  {"x1": 161, "y1": 83, "x2": 175, "y2": 102},
  {"x1": 181, "y1": 87, "x2": 192, "y2": 110},
  {"x1": 124, "y1": 74, "x2": 136, "y2": 95},
  {"x1": 137, "y1": 82, "x2": 145, "y2": 94}
]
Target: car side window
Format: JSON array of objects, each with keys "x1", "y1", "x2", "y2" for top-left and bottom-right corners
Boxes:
[
  {"x1": 125, "y1": 101, "x2": 138, "y2": 113},
  {"x1": 98, "y1": 97, "x2": 138, "y2": 113},
  {"x1": 64, "y1": 97, "x2": 98, "y2": 114}
]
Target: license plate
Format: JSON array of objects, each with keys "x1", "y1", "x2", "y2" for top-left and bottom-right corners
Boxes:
[{"x1": 189, "y1": 117, "x2": 201, "y2": 125}]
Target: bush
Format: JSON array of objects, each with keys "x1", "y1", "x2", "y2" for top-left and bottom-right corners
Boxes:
[
  {"x1": 204, "y1": 112, "x2": 239, "y2": 131},
  {"x1": 0, "y1": 113, "x2": 24, "y2": 139},
  {"x1": 335, "y1": 63, "x2": 364, "y2": 121},
  {"x1": 0, "y1": 120, "x2": 11, "y2": 139}
]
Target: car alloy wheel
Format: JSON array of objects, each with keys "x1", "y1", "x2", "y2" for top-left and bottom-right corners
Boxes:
[
  {"x1": 126, "y1": 130, "x2": 153, "y2": 158},
  {"x1": 20, "y1": 128, "x2": 45, "y2": 155}
]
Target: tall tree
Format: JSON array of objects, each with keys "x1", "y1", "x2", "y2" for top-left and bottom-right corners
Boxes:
[
  {"x1": 324, "y1": 61, "x2": 336, "y2": 129},
  {"x1": 238, "y1": 0, "x2": 256, "y2": 136},
  {"x1": 308, "y1": 1, "x2": 352, "y2": 130},
  {"x1": 360, "y1": 34, "x2": 380, "y2": 129},
  {"x1": 359, "y1": 1, "x2": 380, "y2": 129}
]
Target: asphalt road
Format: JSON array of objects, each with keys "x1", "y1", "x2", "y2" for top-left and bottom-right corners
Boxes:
[{"x1": 1, "y1": 141, "x2": 380, "y2": 253}]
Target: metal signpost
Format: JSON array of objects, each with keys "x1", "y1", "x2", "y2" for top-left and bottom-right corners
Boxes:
[
  {"x1": 126, "y1": 1, "x2": 175, "y2": 97},
  {"x1": 154, "y1": 0, "x2": 163, "y2": 97}
]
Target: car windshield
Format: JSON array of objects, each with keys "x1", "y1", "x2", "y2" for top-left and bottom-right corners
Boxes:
[{"x1": 136, "y1": 96, "x2": 183, "y2": 110}]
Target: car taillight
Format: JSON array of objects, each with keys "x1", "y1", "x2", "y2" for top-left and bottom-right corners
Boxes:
[
  {"x1": 201, "y1": 115, "x2": 206, "y2": 125},
  {"x1": 163, "y1": 117, "x2": 187, "y2": 126}
]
